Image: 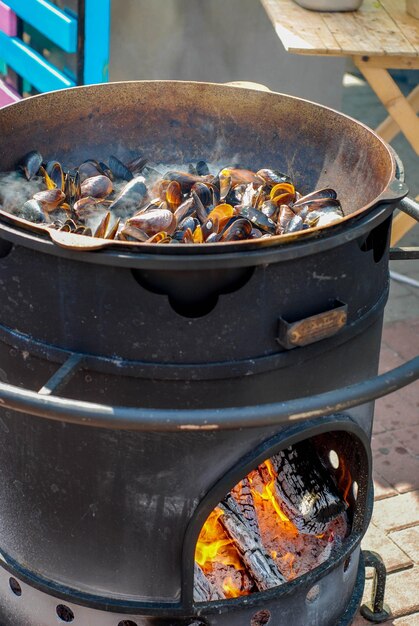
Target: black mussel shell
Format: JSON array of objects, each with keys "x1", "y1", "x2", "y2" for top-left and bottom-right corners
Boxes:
[
  {"x1": 64, "y1": 170, "x2": 81, "y2": 206},
  {"x1": 174, "y1": 197, "x2": 195, "y2": 222},
  {"x1": 238, "y1": 206, "x2": 276, "y2": 234},
  {"x1": 127, "y1": 155, "x2": 148, "y2": 175},
  {"x1": 109, "y1": 155, "x2": 134, "y2": 181},
  {"x1": 164, "y1": 171, "x2": 204, "y2": 193},
  {"x1": 78, "y1": 160, "x2": 103, "y2": 182},
  {"x1": 293, "y1": 188, "x2": 338, "y2": 208},
  {"x1": 191, "y1": 182, "x2": 213, "y2": 208},
  {"x1": 196, "y1": 160, "x2": 210, "y2": 176},
  {"x1": 20, "y1": 151, "x2": 43, "y2": 180}
]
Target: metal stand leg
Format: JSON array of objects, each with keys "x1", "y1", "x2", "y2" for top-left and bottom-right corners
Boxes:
[{"x1": 360, "y1": 551, "x2": 391, "y2": 623}]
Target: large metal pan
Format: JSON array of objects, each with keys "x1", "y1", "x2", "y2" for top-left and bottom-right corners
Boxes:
[{"x1": 0, "y1": 80, "x2": 410, "y2": 262}]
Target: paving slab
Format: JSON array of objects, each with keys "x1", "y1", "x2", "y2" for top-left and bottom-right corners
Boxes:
[
  {"x1": 361, "y1": 522, "x2": 413, "y2": 574},
  {"x1": 372, "y1": 491, "x2": 419, "y2": 532},
  {"x1": 373, "y1": 472, "x2": 398, "y2": 500},
  {"x1": 371, "y1": 433, "x2": 419, "y2": 494},
  {"x1": 390, "y1": 527, "x2": 419, "y2": 564},
  {"x1": 373, "y1": 394, "x2": 419, "y2": 433},
  {"x1": 382, "y1": 322, "x2": 419, "y2": 362},
  {"x1": 393, "y1": 614, "x2": 419, "y2": 625},
  {"x1": 392, "y1": 425, "x2": 419, "y2": 457}
]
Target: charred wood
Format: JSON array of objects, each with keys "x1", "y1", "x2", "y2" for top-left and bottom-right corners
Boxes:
[
  {"x1": 219, "y1": 495, "x2": 285, "y2": 590},
  {"x1": 194, "y1": 563, "x2": 225, "y2": 602},
  {"x1": 268, "y1": 440, "x2": 347, "y2": 535},
  {"x1": 231, "y1": 477, "x2": 261, "y2": 538}
]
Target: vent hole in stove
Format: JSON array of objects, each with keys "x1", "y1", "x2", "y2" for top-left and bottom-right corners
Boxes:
[
  {"x1": 118, "y1": 621, "x2": 138, "y2": 626},
  {"x1": 328, "y1": 449, "x2": 339, "y2": 469},
  {"x1": 251, "y1": 609, "x2": 271, "y2": 625},
  {"x1": 56, "y1": 604, "x2": 74, "y2": 622},
  {"x1": 0, "y1": 239, "x2": 12, "y2": 258},
  {"x1": 306, "y1": 584, "x2": 320, "y2": 604},
  {"x1": 8, "y1": 577, "x2": 21, "y2": 596}
]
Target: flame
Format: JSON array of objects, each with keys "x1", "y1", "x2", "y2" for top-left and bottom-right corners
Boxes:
[
  {"x1": 250, "y1": 460, "x2": 299, "y2": 537},
  {"x1": 337, "y1": 456, "x2": 352, "y2": 505},
  {"x1": 195, "y1": 508, "x2": 244, "y2": 572}
]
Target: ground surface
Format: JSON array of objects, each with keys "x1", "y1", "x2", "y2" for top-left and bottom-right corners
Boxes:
[{"x1": 342, "y1": 72, "x2": 419, "y2": 626}]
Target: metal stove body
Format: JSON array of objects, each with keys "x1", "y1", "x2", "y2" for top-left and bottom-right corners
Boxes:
[{"x1": 0, "y1": 81, "x2": 418, "y2": 626}]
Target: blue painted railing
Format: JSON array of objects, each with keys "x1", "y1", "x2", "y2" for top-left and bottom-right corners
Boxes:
[
  {"x1": 0, "y1": 0, "x2": 110, "y2": 95},
  {"x1": 5, "y1": 0, "x2": 77, "y2": 53}
]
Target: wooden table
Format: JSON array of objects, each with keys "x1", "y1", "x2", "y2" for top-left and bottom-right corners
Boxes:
[{"x1": 260, "y1": 0, "x2": 419, "y2": 244}]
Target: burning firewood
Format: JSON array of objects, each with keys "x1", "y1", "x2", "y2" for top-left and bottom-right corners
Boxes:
[
  {"x1": 267, "y1": 441, "x2": 347, "y2": 535},
  {"x1": 194, "y1": 507, "x2": 255, "y2": 600},
  {"x1": 194, "y1": 563, "x2": 225, "y2": 602},
  {"x1": 219, "y1": 494, "x2": 285, "y2": 590},
  {"x1": 231, "y1": 477, "x2": 261, "y2": 538},
  {"x1": 194, "y1": 442, "x2": 350, "y2": 602}
]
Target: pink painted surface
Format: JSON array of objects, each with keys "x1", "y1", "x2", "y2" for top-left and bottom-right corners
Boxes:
[
  {"x1": 0, "y1": 1, "x2": 17, "y2": 36},
  {"x1": 0, "y1": 79, "x2": 20, "y2": 107}
]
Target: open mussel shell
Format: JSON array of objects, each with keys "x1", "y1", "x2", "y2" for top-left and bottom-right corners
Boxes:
[
  {"x1": 220, "y1": 216, "x2": 253, "y2": 241},
  {"x1": 45, "y1": 161, "x2": 65, "y2": 190},
  {"x1": 191, "y1": 182, "x2": 213, "y2": 208},
  {"x1": 64, "y1": 170, "x2": 81, "y2": 206},
  {"x1": 166, "y1": 180, "x2": 182, "y2": 210},
  {"x1": 78, "y1": 160, "x2": 105, "y2": 182},
  {"x1": 293, "y1": 188, "x2": 338, "y2": 208}
]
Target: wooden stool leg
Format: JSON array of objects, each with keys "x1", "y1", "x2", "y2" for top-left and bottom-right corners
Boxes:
[
  {"x1": 376, "y1": 85, "x2": 419, "y2": 144},
  {"x1": 355, "y1": 61, "x2": 419, "y2": 156}
]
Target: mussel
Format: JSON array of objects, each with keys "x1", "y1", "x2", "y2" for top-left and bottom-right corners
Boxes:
[{"x1": 108, "y1": 177, "x2": 148, "y2": 218}]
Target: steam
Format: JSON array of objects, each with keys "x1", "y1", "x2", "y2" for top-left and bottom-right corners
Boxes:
[{"x1": 0, "y1": 171, "x2": 43, "y2": 216}]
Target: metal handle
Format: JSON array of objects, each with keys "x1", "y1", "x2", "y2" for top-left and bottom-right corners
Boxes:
[
  {"x1": 390, "y1": 196, "x2": 419, "y2": 261},
  {"x1": 0, "y1": 354, "x2": 417, "y2": 430},
  {"x1": 398, "y1": 196, "x2": 419, "y2": 222},
  {"x1": 360, "y1": 550, "x2": 391, "y2": 623}
]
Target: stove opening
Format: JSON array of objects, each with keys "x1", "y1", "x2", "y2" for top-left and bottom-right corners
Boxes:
[{"x1": 194, "y1": 430, "x2": 366, "y2": 602}]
